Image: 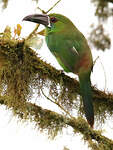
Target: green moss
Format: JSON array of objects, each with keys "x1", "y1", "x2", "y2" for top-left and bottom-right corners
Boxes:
[
  {"x1": 0, "y1": 28, "x2": 113, "y2": 149},
  {"x1": 0, "y1": 32, "x2": 113, "y2": 127}
]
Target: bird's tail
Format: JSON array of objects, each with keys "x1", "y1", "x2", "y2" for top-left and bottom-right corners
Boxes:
[{"x1": 79, "y1": 71, "x2": 94, "y2": 128}]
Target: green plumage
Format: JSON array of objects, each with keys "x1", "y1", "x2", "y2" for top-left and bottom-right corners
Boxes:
[
  {"x1": 45, "y1": 14, "x2": 94, "y2": 127},
  {"x1": 23, "y1": 13, "x2": 94, "y2": 127},
  {"x1": 79, "y1": 70, "x2": 94, "y2": 127}
]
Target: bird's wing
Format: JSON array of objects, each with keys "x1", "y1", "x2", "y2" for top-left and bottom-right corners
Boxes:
[{"x1": 52, "y1": 39, "x2": 80, "y2": 73}]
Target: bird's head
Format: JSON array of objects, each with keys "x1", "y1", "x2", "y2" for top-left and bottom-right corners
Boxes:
[{"x1": 23, "y1": 13, "x2": 74, "y2": 32}]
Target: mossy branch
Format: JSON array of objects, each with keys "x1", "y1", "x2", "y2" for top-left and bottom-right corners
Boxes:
[
  {"x1": 0, "y1": 37, "x2": 113, "y2": 120},
  {"x1": 0, "y1": 94, "x2": 113, "y2": 150},
  {"x1": 0, "y1": 29, "x2": 113, "y2": 149}
]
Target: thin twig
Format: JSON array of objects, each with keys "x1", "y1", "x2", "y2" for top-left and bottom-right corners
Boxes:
[
  {"x1": 26, "y1": 0, "x2": 62, "y2": 40},
  {"x1": 37, "y1": 7, "x2": 46, "y2": 14},
  {"x1": 98, "y1": 57, "x2": 107, "y2": 91},
  {"x1": 93, "y1": 56, "x2": 99, "y2": 67},
  {"x1": 93, "y1": 56, "x2": 107, "y2": 91},
  {"x1": 26, "y1": 24, "x2": 40, "y2": 41},
  {"x1": 41, "y1": 89, "x2": 73, "y2": 118},
  {"x1": 46, "y1": 0, "x2": 62, "y2": 14},
  {"x1": 37, "y1": 0, "x2": 62, "y2": 14}
]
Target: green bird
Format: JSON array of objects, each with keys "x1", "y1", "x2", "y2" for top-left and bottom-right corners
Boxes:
[{"x1": 23, "y1": 13, "x2": 94, "y2": 127}]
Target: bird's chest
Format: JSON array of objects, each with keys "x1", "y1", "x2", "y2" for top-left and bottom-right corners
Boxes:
[{"x1": 45, "y1": 33, "x2": 64, "y2": 53}]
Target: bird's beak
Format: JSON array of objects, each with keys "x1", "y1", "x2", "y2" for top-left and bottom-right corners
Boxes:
[{"x1": 23, "y1": 14, "x2": 49, "y2": 26}]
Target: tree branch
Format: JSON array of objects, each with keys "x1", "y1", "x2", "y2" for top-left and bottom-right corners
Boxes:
[
  {"x1": 105, "y1": 0, "x2": 113, "y2": 3},
  {"x1": 0, "y1": 95, "x2": 113, "y2": 149},
  {"x1": 0, "y1": 38, "x2": 113, "y2": 120},
  {"x1": 0, "y1": 30, "x2": 113, "y2": 149}
]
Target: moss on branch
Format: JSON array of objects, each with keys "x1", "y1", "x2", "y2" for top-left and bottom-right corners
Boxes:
[
  {"x1": 0, "y1": 34, "x2": 113, "y2": 122},
  {"x1": 0, "y1": 26, "x2": 113, "y2": 150},
  {"x1": 0, "y1": 94, "x2": 113, "y2": 149}
]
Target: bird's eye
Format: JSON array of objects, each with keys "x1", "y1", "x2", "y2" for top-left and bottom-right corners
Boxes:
[{"x1": 50, "y1": 17, "x2": 57, "y2": 23}]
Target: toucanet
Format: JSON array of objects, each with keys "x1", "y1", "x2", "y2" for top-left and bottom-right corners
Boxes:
[{"x1": 23, "y1": 13, "x2": 94, "y2": 127}]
